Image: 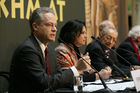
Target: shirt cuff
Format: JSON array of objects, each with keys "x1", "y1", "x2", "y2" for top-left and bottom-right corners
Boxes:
[{"x1": 70, "y1": 66, "x2": 79, "y2": 77}]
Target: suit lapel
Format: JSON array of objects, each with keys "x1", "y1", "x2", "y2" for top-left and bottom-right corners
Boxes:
[{"x1": 29, "y1": 35, "x2": 46, "y2": 68}]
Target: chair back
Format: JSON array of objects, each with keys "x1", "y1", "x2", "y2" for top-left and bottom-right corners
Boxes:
[{"x1": 0, "y1": 71, "x2": 9, "y2": 93}]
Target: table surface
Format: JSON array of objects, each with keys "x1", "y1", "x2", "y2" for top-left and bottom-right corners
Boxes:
[{"x1": 56, "y1": 79, "x2": 139, "y2": 93}]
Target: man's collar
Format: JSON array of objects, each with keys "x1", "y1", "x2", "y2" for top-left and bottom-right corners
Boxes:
[{"x1": 34, "y1": 35, "x2": 47, "y2": 54}]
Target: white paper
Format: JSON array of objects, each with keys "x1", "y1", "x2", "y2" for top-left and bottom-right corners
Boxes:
[
  {"x1": 131, "y1": 69, "x2": 140, "y2": 92},
  {"x1": 83, "y1": 80, "x2": 135, "y2": 92},
  {"x1": 84, "y1": 79, "x2": 123, "y2": 85}
]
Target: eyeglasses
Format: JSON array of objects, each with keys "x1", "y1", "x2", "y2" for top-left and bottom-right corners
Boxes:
[{"x1": 103, "y1": 35, "x2": 117, "y2": 43}]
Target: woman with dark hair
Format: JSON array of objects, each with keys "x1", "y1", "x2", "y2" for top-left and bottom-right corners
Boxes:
[{"x1": 55, "y1": 20, "x2": 111, "y2": 81}]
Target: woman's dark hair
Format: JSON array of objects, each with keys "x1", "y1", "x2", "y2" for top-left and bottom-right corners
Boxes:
[{"x1": 58, "y1": 19, "x2": 85, "y2": 44}]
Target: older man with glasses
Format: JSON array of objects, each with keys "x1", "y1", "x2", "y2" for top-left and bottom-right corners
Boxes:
[{"x1": 85, "y1": 26, "x2": 131, "y2": 78}]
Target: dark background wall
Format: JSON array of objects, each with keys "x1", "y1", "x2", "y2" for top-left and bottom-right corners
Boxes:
[
  {"x1": 0, "y1": 0, "x2": 85, "y2": 71},
  {"x1": 0, "y1": 0, "x2": 85, "y2": 92}
]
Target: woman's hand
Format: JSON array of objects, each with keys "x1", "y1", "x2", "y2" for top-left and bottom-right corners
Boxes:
[{"x1": 75, "y1": 52, "x2": 91, "y2": 73}]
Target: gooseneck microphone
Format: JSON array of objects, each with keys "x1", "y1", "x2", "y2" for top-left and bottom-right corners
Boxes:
[
  {"x1": 91, "y1": 36, "x2": 135, "y2": 70},
  {"x1": 91, "y1": 51, "x2": 129, "y2": 80},
  {"x1": 116, "y1": 47, "x2": 139, "y2": 66},
  {"x1": 117, "y1": 47, "x2": 139, "y2": 57},
  {"x1": 114, "y1": 49, "x2": 135, "y2": 70},
  {"x1": 59, "y1": 38, "x2": 113, "y2": 93},
  {"x1": 91, "y1": 36, "x2": 129, "y2": 80}
]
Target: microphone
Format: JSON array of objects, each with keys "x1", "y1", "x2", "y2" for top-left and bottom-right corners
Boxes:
[
  {"x1": 91, "y1": 51, "x2": 129, "y2": 80},
  {"x1": 135, "y1": 39, "x2": 139, "y2": 43},
  {"x1": 117, "y1": 47, "x2": 139, "y2": 57},
  {"x1": 90, "y1": 36, "x2": 129, "y2": 80},
  {"x1": 104, "y1": 58, "x2": 129, "y2": 80},
  {"x1": 91, "y1": 36, "x2": 95, "y2": 39},
  {"x1": 59, "y1": 38, "x2": 113, "y2": 93},
  {"x1": 91, "y1": 36, "x2": 135, "y2": 70},
  {"x1": 116, "y1": 47, "x2": 138, "y2": 70}
]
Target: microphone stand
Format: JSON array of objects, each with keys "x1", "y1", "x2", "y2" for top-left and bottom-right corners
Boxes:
[
  {"x1": 115, "y1": 48, "x2": 138, "y2": 70},
  {"x1": 91, "y1": 36, "x2": 135, "y2": 70},
  {"x1": 59, "y1": 39, "x2": 113, "y2": 93},
  {"x1": 117, "y1": 48, "x2": 139, "y2": 57},
  {"x1": 112, "y1": 49, "x2": 135, "y2": 70},
  {"x1": 90, "y1": 50, "x2": 129, "y2": 80}
]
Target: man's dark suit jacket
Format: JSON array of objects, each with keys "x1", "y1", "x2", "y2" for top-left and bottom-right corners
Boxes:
[
  {"x1": 117, "y1": 38, "x2": 140, "y2": 66},
  {"x1": 85, "y1": 38, "x2": 131, "y2": 77},
  {"x1": 9, "y1": 35, "x2": 74, "y2": 93}
]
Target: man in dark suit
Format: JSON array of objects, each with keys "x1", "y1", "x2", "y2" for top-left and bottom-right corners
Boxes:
[
  {"x1": 85, "y1": 26, "x2": 131, "y2": 77},
  {"x1": 86, "y1": 26, "x2": 118, "y2": 71},
  {"x1": 9, "y1": 7, "x2": 91, "y2": 93},
  {"x1": 88, "y1": 20, "x2": 115, "y2": 71},
  {"x1": 117, "y1": 25, "x2": 140, "y2": 69}
]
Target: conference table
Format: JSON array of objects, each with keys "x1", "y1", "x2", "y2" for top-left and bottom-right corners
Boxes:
[
  {"x1": 82, "y1": 78, "x2": 137, "y2": 93},
  {"x1": 56, "y1": 78, "x2": 139, "y2": 93}
]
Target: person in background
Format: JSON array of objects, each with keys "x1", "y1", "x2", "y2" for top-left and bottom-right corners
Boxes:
[
  {"x1": 86, "y1": 26, "x2": 118, "y2": 71},
  {"x1": 9, "y1": 7, "x2": 90, "y2": 93},
  {"x1": 85, "y1": 26, "x2": 131, "y2": 78},
  {"x1": 117, "y1": 25, "x2": 140, "y2": 69},
  {"x1": 90, "y1": 20, "x2": 116, "y2": 75},
  {"x1": 55, "y1": 20, "x2": 111, "y2": 81}
]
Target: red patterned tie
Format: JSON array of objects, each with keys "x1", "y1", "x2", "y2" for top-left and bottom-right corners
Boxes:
[{"x1": 45, "y1": 48, "x2": 50, "y2": 75}]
